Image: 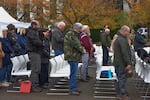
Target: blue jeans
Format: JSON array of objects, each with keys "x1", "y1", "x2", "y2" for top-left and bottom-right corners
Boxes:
[
  {"x1": 81, "y1": 53, "x2": 89, "y2": 78},
  {"x1": 115, "y1": 66, "x2": 127, "y2": 96},
  {"x1": 102, "y1": 46, "x2": 109, "y2": 65},
  {"x1": 54, "y1": 50, "x2": 64, "y2": 56},
  {"x1": 68, "y1": 61, "x2": 78, "y2": 91},
  {"x1": 0, "y1": 67, "x2": 6, "y2": 82},
  {"x1": 0, "y1": 64, "x2": 13, "y2": 82}
]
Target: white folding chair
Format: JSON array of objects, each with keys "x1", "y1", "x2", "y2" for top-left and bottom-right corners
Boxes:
[
  {"x1": 11, "y1": 56, "x2": 20, "y2": 74},
  {"x1": 23, "y1": 54, "x2": 30, "y2": 63},
  {"x1": 17, "y1": 55, "x2": 27, "y2": 71},
  {"x1": 11, "y1": 55, "x2": 31, "y2": 77},
  {"x1": 49, "y1": 58, "x2": 57, "y2": 77}
]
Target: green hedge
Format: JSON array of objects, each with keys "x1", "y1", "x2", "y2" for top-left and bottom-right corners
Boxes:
[
  {"x1": 90, "y1": 29, "x2": 101, "y2": 43},
  {"x1": 90, "y1": 29, "x2": 118, "y2": 43}
]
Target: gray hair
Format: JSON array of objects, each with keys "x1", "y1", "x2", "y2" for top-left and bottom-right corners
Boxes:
[
  {"x1": 57, "y1": 21, "x2": 66, "y2": 27},
  {"x1": 81, "y1": 25, "x2": 89, "y2": 31},
  {"x1": 72, "y1": 22, "x2": 83, "y2": 30},
  {"x1": 119, "y1": 25, "x2": 130, "y2": 33}
]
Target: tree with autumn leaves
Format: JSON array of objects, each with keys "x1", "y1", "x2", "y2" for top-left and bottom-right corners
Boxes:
[
  {"x1": 59, "y1": 0, "x2": 122, "y2": 29},
  {"x1": 0, "y1": 0, "x2": 150, "y2": 30},
  {"x1": 127, "y1": 0, "x2": 150, "y2": 28}
]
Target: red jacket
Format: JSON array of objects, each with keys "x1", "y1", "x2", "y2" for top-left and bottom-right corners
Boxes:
[{"x1": 80, "y1": 32, "x2": 95, "y2": 58}]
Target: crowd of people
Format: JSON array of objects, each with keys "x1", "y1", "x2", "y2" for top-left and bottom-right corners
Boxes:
[{"x1": 0, "y1": 20, "x2": 148, "y2": 100}]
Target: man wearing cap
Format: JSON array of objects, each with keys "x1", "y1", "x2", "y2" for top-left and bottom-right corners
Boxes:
[
  {"x1": 64, "y1": 22, "x2": 85, "y2": 95},
  {"x1": 26, "y1": 20, "x2": 43, "y2": 92}
]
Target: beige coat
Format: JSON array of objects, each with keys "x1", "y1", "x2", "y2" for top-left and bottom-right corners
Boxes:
[{"x1": 0, "y1": 42, "x2": 5, "y2": 68}]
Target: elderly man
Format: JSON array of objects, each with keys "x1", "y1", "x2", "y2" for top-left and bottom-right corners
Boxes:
[
  {"x1": 64, "y1": 23, "x2": 85, "y2": 95},
  {"x1": 101, "y1": 28, "x2": 111, "y2": 66},
  {"x1": 79, "y1": 25, "x2": 95, "y2": 81},
  {"x1": 113, "y1": 25, "x2": 132, "y2": 100},
  {"x1": 51, "y1": 21, "x2": 66, "y2": 56},
  {"x1": 26, "y1": 20, "x2": 43, "y2": 92}
]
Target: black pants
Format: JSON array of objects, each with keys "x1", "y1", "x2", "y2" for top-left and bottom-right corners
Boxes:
[
  {"x1": 39, "y1": 63, "x2": 49, "y2": 86},
  {"x1": 102, "y1": 46, "x2": 109, "y2": 65},
  {"x1": 28, "y1": 52, "x2": 41, "y2": 88}
]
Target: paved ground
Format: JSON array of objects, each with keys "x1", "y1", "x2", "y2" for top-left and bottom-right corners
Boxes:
[{"x1": 0, "y1": 66, "x2": 143, "y2": 100}]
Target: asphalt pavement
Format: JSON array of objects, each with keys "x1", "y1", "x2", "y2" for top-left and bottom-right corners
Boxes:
[{"x1": 0, "y1": 65, "x2": 143, "y2": 100}]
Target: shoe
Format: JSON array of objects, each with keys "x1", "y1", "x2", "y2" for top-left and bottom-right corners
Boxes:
[
  {"x1": 32, "y1": 87, "x2": 42, "y2": 92},
  {"x1": 69, "y1": 90, "x2": 81, "y2": 95},
  {"x1": 80, "y1": 78, "x2": 88, "y2": 82},
  {"x1": 0, "y1": 82, "x2": 9, "y2": 87},
  {"x1": 117, "y1": 95, "x2": 131, "y2": 100},
  {"x1": 86, "y1": 76, "x2": 93, "y2": 80},
  {"x1": 41, "y1": 83, "x2": 49, "y2": 89},
  {"x1": 116, "y1": 95, "x2": 122, "y2": 100},
  {"x1": 122, "y1": 95, "x2": 131, "y2": 100}
]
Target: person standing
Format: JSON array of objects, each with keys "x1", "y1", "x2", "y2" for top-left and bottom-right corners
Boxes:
[
  {"x1": 26, "y1": 20, "x2": 43, "y2": 92},
  {"x1": 64, "y1": 23, "x2": 85, "y2": 95},
  {"x1": 113, "y1": 25, "x2": 132, "y2": 100},
  {"x1": 0, "y1": 28, "x2": 13, "y2": 87},
  {"x1": 51, "y1": 21, "x2": 66, "y2": 56},
  {"x1": 38, "y1": 28, "x2": 50, "y2": 88},
  {"x1": 101, "y1": 28, "x2": 111, "y2": 66},
  {"x1": 133, "y1": 28, "x2": 146, "y2": 51},
  {"x1": 79, "y1": 25, "x2": 95, "y2": 81},
  {"x1": 17, "y1": 28, "x2": 27, "y2": 55},
  {"x1": 7, "y1": 24, "x2": 21, "y2": 56}
]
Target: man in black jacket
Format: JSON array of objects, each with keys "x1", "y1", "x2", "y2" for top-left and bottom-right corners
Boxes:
[
  {"x1": 113, "y1": 25, "x2": 132, "y2": 100},
  {"x1": 26, "y1": 20, "x2": 43, "y2": 92}
]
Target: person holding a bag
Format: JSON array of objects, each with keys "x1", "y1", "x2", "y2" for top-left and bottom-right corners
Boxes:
[{"x1": 113, "y1": 25, "x2": 132, "y2": 100}]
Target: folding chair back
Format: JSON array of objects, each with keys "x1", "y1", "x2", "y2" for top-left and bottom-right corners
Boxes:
[{"x1": 11, "y1": 56, "x2": 20, "y2": 74}]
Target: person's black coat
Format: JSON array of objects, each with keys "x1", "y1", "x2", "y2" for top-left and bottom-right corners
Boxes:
[
  {"x1": 26, "y1": 27, "x2": 43, "y2": 54},
  {"x1": 134, "y1": 32, "x2": 146, "y2": 51}
]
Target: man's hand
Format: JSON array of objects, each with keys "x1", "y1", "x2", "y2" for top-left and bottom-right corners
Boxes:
[{"x1": 125, "y1": 65, "x2": 133, "y2": 77}]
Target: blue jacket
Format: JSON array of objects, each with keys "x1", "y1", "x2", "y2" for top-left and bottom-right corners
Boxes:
[
  {"x1": 17, "y1": 33, "x2": 27, "y2": 55},
  {"x1": 41, "y1": 36, "x2": 50, "y2": 64},
  {"x1": 0, "y1": 38, "x2": 13, "y2": 66},
  {"x1": 7, "y1": 32, "x2": 21, "y2": 56}
]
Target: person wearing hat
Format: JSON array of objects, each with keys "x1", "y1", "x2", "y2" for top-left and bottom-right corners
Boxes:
[
  {"x1": 64, "y1": 22, "x2": 85, "y2": 95},
  {"x1": 26, "y1": 20, "x2": 43, "y2": 92}
]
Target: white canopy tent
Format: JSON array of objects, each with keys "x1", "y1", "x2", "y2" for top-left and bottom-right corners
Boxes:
[
  {"x1": 0, "y1": 7, "x2": 30, "y2": 37},
  {"x1": 0, "y1": 7, "x2": 19, "y2": 23}
]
